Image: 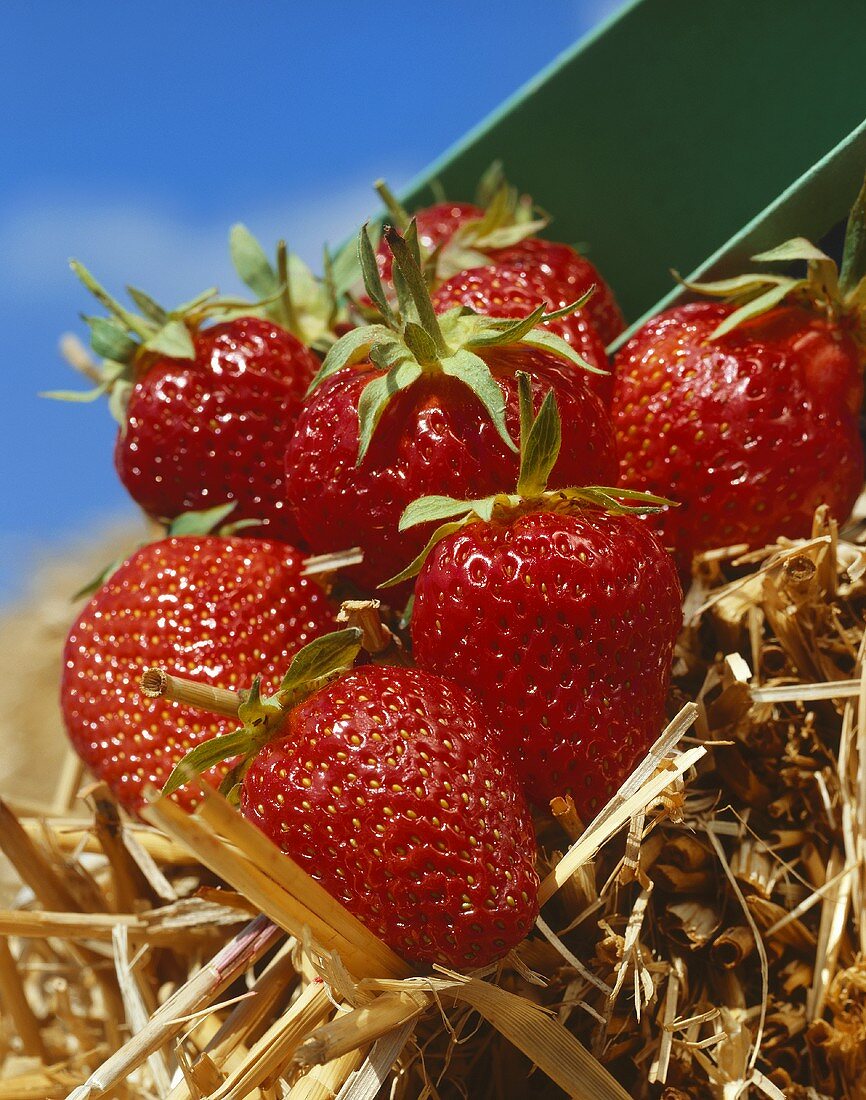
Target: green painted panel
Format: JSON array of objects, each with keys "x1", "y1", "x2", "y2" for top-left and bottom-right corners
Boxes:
[{"x1": 399, "y1": 0, "x2": 866, "y2": 326}]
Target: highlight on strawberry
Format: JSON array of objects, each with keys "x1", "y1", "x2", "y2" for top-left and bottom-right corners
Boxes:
[
  {"x1": 154, "y1": 628, "x2": 540, "y2": 969},
  {"x1": 285, "y1": 221, "x2": 617, "y2": 594},
  {"x1": 388, "y1": 374, "x2": 682, "y2": 814},
  {"x1": 612, "y1": 177, "x2": 866, "y2": 574}
]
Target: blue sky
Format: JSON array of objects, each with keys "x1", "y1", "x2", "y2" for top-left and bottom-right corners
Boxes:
[{"x1": 0, "y1": 0, "x2": 618, "y2": 601}]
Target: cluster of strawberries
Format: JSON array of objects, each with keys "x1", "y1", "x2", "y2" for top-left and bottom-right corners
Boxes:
[{"x1": 58, "y1": 171, "x2": 866, "y2": 970}]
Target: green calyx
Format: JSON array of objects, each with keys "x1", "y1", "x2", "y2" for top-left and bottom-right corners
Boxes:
[
  {"x1": 682, "y1": 173, "x2": 866, "y2": 344},
  {"x1": 308, "y1": 222, "x2": 605, "y2": 465},
  {"x1": 439, "y1": 163, "x2": 548, "y2": 280},
  {"x1": 376, "y1": 164, "x2": 547, "y2": 283},
  {"x1": 229, "y1": 224, "x2": 345, "y2": 352},
  {"x1": 161, "y1": 627, "x2": 363, "y2": 801},
  {"x1": 46, "y1": 262, "x2": 275, "y2": 424},
  {"x1": 382, "y1": 374, "x2": 673, "y2": 587}
]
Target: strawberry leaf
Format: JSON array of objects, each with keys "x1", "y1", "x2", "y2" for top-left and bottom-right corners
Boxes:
[
  {"x1": 465, "y1": 304, "x2": 547, "y2": 349},
  {"x1": 125, "y1": 286, "x2": 168, "y2": 323},
  {"x1": 71, "y1": 557, "x2": 125, "y2": 601},
  {"x1": 441, "y1": 348, "x2": 515, "y2": 451},
  {"x1": 472, "y1": 217, "x2": 547, "y2": 250},
  {"x1": 751, "y1": 238, "x2": 832, "y2": 264},
  {"x1": 142, "y1": 319, "x2": 196, "y2": 360},
  {"x1": 518, "y1": 327, "x2": 607, "y2": 375},
  {"x1": 402, "y1": 321, "x2": 439, "y2": 364},
  {"x1": 166, "y1": 502, "x2": 237, "y2": 537},
  {"x1": 237, "y1": 675, "x2": 282, "y2": 728},
  {"x1": 368, "y1": 340, "x2": 415, "y2": 373},
  {"x1": 560, "y1": 486, "x2": 676, "y2": 514},
  {"x1": 107, "y1": 379, "x2": 134, "y2": 426},
  {"x1": 677, "y1": 272, "x2": 786, "y2": 297},
  {"x1": 385, "y1": 225, "x2": 448, "y2": 355},
  {"x1": 517, "y1": 385, "x2": 561, "y2": 499},
  {"x1": 162, "y1": 728, "x2": 258, "y2": 797},
  {"x1": 390, "y1": 221, "x2": 424, "y2": 322},
  {"x1": 541, "y1": 287, "x2": 596, "y2": 321},
  {"x1": 381, "y1": 520, "x2": 469, "y2": 588},
  {"x1": 710, "y1": 280, "x2": 799, "y2": 340},
  {"x1": 358, "y1": 223, "x2": 395, "y2": 325},
  {"x1": 172, "y1": 287, "x2": 219, "y2": 316},
  {"x1": 89, "y1": 317, "x2": 138, "y2": 363},
  {"x1": 840, "y1": 173, "x2": 866, "y2": 298},
  {"x1": 399, "y1": 494, "x2": 499, "y2": 531},
  {"x1": 278, "y1": 628, "x2": 363, "y2": 698},
  {"x1": 40, "y1": 382, "x2": 111, "y2": 403},
  {"x1": 126, "y1": 286, "x2": 168, "y2": 325},
  {"x1": 308, "y1": 324, "x2": 394, "y2": 393},
  {"x1": 230, "y1": 224, "x2": 278, "y2": 299},
  {"x1": 475, "y1": 160, "x2": 505, "y2": 207},
  {"x1": 437, "y1": 246, "x2": 492, "y2": 281},
  {"x1": 71, "y1": 261, "x2": 152, "y2": 340},
  {"x1": 357, "y1": 362, "x2": 422, "y2": 464},
  {"x1": 328, "y1": 225, "x2": 382, "y2": 301}
]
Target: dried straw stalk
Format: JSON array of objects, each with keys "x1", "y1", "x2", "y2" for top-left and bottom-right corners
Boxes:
[{"x1": 2, "y1": 507, "x2": 866, "y2": 1097}]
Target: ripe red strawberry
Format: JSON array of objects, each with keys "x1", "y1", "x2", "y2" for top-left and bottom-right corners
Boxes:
[
  {"x1": 492, "y1": 238, "x2": 625, "y2": 348},
  {"x1": 61, "y1": 536, "x2": 337, "y2": 812},
  {"x1": 432, "y1": 263, "x2": 613, "y2": 404},
  {"x1": 393, "y1": 379, "x2": 681, "y2": 814},
  {"x1": 240, "y1": 659, "x2": 539, "y2": 968},
  {"x1": 59, "y1": 265, "x2": 322, "y2": 544},
  {"x1": 120, "y1": 318, "x2": 319, "y2": 543},
  {"x1": 372, "y1": 177, "x2": 624, "y2": 347},
  {"x1": 612, "y1": 223, "x2": 866, "y2": 568},
  {"x1": 285, "y1": 224, "x2": 616, "y2": 593},
  {"x1": 375, "y1": 199, "x2": 483, "y2": 286}
]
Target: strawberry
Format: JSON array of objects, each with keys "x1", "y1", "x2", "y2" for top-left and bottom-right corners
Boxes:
[
  {"x1": 374, "y1": 198, "x2": 483, "y2": 287},
  {"x1": 55, "y1": 262, "x2": 323, "y2": 544},
  {"x1": 391, "y1": 378, "x2": 681, "y2": 814},
  {"x1": 284, "y1": 224, "x2": 616, "y2": 594},
  {"x1": 161, "y1": 629, "x2": 539, "y2": 968},
  {"x1": 491, "y1": 238, "x2": 625, "y2": 348},
  {"x1": 612, "y1": 197, "x2": 866, "y2": 569},
  {"x1": 431, "y1": 263, "x2": 613, "y2": 404},
  {"x1": 373, "y1": 172, "x2": 625, "y2": 346},
  {"x1": 61, "y1": 534, "x2": 337, "y2": 812}
]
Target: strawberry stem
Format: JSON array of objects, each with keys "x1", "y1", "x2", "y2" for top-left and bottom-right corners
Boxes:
[
  {"x1": 336, "y1": 600, "x2": 393, "y2": 655},
  {"x1": 70, "y1": 261, "x2": 153, "y2": 341},
  {"x1": 276, "y1": 239, "x2": 302, "y2": 337},
  {"x1": 140, "y1": 668, "x2": 242, "y2": 719},
  {"x1": 384, "y1": 226, "x2": 448, "y2": 357},
  {"x1": 374, "y1": 180, "x2": 411, "y2": 231}
]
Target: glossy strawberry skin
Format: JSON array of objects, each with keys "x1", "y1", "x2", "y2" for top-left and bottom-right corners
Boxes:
[
  {"x1": 493, "y1": 239, "x2": 625, "y2": 347},
  {"x1": 117, "y1": 317, "x2": 319, "y2": 544},
  {"x1": 411, "y1": 510, "x2": 682, "y2": 814},
  {"x1": 375, "y1": 201, "x2": 483, "y2": 284},
  {"x1": 241, "y1": 664, "x2": 539, "y2": 968},
  {"x1": 612, "y1": 302, "x2": 864, "y2": 566},
  {"x1": 61, "y1": 536, "x2": 337, "y2": 813},
  {"x1": 284, "y1": 348, "x2": 618, "y2": 593},
  {"x1": 432, "y1": 264, "x2": 613, "y2": 405}
]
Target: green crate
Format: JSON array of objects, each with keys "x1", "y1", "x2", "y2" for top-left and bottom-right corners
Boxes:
[{"x1": 400, "y1": 0, "x2": 866, "y2": 342}]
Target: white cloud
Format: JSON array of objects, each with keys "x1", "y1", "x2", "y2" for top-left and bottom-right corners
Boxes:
[{"x1": 0, "y1": 169, "x2": 412, "y2": 307}]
